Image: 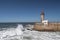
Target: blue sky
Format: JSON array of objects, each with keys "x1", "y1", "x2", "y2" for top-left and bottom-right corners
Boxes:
[{"x1": 0, "y1": 0, "x2": 60, "y2": 22}]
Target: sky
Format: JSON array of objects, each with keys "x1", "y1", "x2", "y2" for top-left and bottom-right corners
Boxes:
[{"x1": 0, "y1": 0, "x2": 60, "y2": 22}]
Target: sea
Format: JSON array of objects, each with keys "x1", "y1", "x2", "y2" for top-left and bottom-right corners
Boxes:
[{"x1": 0, "y1": 22, "x2": 60, "y2": 40}]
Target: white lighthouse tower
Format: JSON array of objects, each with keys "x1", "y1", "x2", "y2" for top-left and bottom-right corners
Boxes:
[
  {"x1": 40, "y1": 10, "x2": 48, "y2": 25},
  {"x1": 41, "y1": 10, "x2": 44, "y2": 23}
]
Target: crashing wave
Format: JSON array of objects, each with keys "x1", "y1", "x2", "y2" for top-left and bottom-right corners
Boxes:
[
  {"x1": 0, "y1": 24, "x2": 60, "y2": 40},
  {"x1": 0, "y1": 24, "x2": 23, "y2": 40}
]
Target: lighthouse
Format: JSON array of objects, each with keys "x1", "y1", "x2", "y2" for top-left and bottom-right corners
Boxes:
[
  {"x1": 40, "y1": 10, "x2": 48, "y2": 25},
  {"x1": 40, "y1": 10, "x2": 45, "y2": 23}
]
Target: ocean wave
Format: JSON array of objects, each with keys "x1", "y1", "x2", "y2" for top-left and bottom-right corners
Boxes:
[{"x1": 0, "y1": 24, "x2": 60, "y2": 40}]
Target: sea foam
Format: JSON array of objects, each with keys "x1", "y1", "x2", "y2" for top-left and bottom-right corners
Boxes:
[{"x1": 0, "y1": 24, "x2": 60, "y2": 40}]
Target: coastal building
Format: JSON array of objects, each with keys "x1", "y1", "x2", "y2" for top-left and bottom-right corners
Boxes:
[
  {"x1": 33, "y1": 10, "x2": 60, "y2": 31},
  {"x1": 40, "y1": 10, "x2": 48, "y2": 25}
]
